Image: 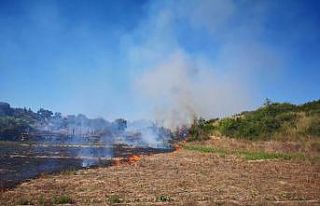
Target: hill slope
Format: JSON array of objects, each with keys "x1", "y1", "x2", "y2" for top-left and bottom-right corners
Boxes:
[{"x1": 190, "y1": 99, "x2": 320, "y2": 141}]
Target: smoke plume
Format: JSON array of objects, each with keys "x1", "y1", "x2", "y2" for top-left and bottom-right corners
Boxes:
[{"x1": 125, "y1": 0, "x2": 282, "y2": 129}]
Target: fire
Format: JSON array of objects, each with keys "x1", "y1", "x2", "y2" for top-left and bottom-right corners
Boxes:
[
  {"x1": 112, "y1": 155, "x2": 141, "y2": 166},
  {"x1": 128, "y1": 154, "x2": 141, "y2": 163},
  {"x1": 174, "y1": 144, "x2": 182, "y2": 151}
]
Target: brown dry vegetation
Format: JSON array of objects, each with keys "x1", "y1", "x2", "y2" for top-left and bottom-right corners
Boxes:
[
  {"x1": 194, "y1": 136, "x2": 320, "y2": 159},
  {"x1": 1, "y1": 138, "x2": 320, "y2": 206}
]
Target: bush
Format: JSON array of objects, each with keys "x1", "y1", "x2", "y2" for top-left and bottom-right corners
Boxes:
[
  {"x1": 0, "y1": 116, "x2": 31, "y2": 140},
  {"x1": 17, "y1": 198, "x2": 33, "y2": 205},
  {"x1": 157, "y1": 194, "x2": 172, "y2": 202},
  {"x1": 307, "y1": 116, "x2": 320, "y2": 136},
  {"x1": 218, "y1": 118, "x2": 239, "y2": 137},
  {"x1": 212, "y1": 100, "x2": 320, "y2": 140},
  {"x1": 108, "y1": 195, "x2": 123, "y2": 204},
  {"x1": 188, "y1": 118, "x2": 213, "y2": 141},
  {"x1": 52, "y1": 195, "x2": 73, "y2": 204}
]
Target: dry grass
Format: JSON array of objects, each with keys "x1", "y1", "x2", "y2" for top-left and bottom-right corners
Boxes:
[
  {"x1": 1, "y1": 139, "x2": 320, "y2": 205},
  {"x1": 204, "y1": 136, "x2": 320, "y2": 158}
]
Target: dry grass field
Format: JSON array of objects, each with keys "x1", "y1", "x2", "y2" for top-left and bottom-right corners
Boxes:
[{"x1": 1, "y1": 137, "x2": 319, "y2": 206}]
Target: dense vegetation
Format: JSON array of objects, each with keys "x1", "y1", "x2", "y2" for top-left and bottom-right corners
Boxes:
[
  {"x1": 0, "y1": 102, "x2": 127, "y2": 140},
  {"x1": 2, "y1": 99, "x2": 319, "y2": 142},
  {"x1": 0, "y1": 102, "x2": 171, "y2": 144},
  {"x1": 190, "y1": 99, "x2": 320, "y2": 141},
  {"x1": 0, "y1": 102, "x2": 38, "y2": 140}
]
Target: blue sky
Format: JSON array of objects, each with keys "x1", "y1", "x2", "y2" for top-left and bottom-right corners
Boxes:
[{"x1": 0, "y1": 0, "x2": 320, "y2": 122}]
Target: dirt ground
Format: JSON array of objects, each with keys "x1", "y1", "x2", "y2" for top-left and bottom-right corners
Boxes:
[{"x1": 1, "y1": 140, "x2": 320, "y2": 205}]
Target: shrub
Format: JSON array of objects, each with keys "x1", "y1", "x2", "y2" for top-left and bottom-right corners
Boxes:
[
  {"x1": 306, "y1": 116, "x2": 320, "y2": 136},
  {"x1": 188, "y1": 118, "x2": 212, "y2": 141},
  {"x1": 52, "y1": 195, "x2": 73, "y2": 204},
  {"x1": 210, "y1": 100, "x2": 320, "y2": 140},
  {"x1": 157, "y1": 194, "x2": 172, "y2": 202},
  {"x1": 17, "y1": 198, "x2": 33, "y2": 205},
  {"x1": 108, "y1": 195, "x2": 123, "y2": 204}
]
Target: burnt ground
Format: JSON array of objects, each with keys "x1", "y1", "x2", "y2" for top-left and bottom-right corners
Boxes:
[
  {"x1": 0, "y1": 141, "x2": 172, "y2": 190},
  {"x1": 1, "y1": 138, "x2": 319, "y2": 205}
]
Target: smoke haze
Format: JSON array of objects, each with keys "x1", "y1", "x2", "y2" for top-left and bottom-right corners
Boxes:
[
  {"x1": 127, "y1": 0, "x2": 281, "y2": 128},
  {"x1": 1, "y1": 0, "x2": 319, "y2": 127}
]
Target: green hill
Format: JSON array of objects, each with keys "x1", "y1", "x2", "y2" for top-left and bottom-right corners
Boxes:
[{"x1": 190, "y1": 99, "x2": 320, "y2": 141}]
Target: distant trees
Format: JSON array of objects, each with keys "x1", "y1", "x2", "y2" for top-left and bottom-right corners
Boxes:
[
  {"x1": 0, "y1": 101, "x2": 134, "y2": 140},
  {"x1": 0, "y1": 103, "x2": 54, "y2": 140},
  {"x1": 0, "y1": 116, "x2": 32, "y2": 140},
  {"x1": 113, "y1": 118, "x2": 127, "y2": 131},
  {"x1": 0, "y1": 102, "x2": 12, "y2": 116},
  {"x1": 53, "y1": 112, "x2": 62, "y2": 119},
  {"x1": 37, "y1": 108, "x2": 53, "y2": 121}
]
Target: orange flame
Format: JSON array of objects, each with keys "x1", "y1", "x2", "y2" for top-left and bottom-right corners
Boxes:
[
  {"x1": 174, "y1": 144, "x2": 182, "y2": 151},
  {"x1": 112, "y1": 155, "x2": 141, "y2": 166},
  {"x1": 128, "y1": 154, "x2": 141, "y2": 164}
]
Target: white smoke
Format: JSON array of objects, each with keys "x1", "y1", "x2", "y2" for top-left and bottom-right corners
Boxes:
[
  {"x1": 124, "y1": 1, "x2": 282, "y2": 129},
  {"x1": 135, "y1": 51, "x2": 250, "y2": 129}
]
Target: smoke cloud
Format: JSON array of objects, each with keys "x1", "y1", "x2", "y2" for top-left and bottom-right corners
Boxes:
[
  {"x1": 135, "y1": 51, "x2": 250, "y2": 129},
  {"x1": 125, "y1": 0, "x2": 282, "y2": 128},
  {"x1": 0, "y1": 0, "x2": 287, "y2": 129}
]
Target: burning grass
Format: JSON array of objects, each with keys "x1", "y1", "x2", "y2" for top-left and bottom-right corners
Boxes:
[
  {"x1": 128, "y1": 154, "x2": 141, "y2": 163},
  {"x1": 1, "y1": 138, "x2": 319, "y2": 205},
  {"x1": 0, "y1": 141, "x2": 172, "y2": 190},
  {"x1": 173, "y1": 144, "x2": 183, "y2": 151},
  {"x1": 111, "y1": 154, "x2": 141, "y2": 166}
]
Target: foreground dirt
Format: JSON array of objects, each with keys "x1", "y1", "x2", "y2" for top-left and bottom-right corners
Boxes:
[{"x1": 1, "y1": 144, "x2": 320, "y2": 205}]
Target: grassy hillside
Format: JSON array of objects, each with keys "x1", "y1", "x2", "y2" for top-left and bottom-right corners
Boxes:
[{"x1": 189, "y1": 99, "x2": 320, "y2": 141}]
